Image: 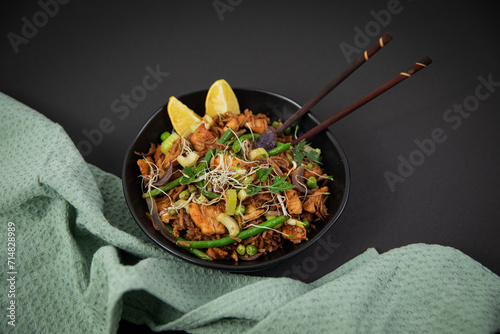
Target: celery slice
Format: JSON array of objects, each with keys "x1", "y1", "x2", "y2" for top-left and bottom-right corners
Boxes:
[
  {"x1": 217, "y1": 213, "x2": 240, "y2": 237},
  {"x1": 177, "y1": 152, "x2": 200, "y2": 167},
  {"x1": 160, "y1": 133, "x2": 180, "y2": 154},
  {"x1": 225, "y1": 189, "x2": 237, "y2": 216}
]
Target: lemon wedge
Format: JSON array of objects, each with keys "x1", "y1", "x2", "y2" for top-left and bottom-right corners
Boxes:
[
  {"x1": 205, "y1": 79, "x2": 240, "y2": 117},
  {"x1": 167, "y1": 96, "x2": 202, "y2": 137}
]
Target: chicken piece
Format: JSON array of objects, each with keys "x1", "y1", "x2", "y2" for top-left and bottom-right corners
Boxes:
[
  {"x1": 237, "y1": 113, "x2": 247, "y2": 126},
  {"x1": 302, "y1": 186, "x2": 328, "y2": 213},
  {"x1": 231, "y1": 250, "x2": 239, "y2": 262},
  {"x1": 242, "y1": 203, "x2": 265, "y2": 221},
  {"x1": 282, "y1": 225, "x2": 307, "y2": 244},
  {"x1": 190, "y1": 123, "x2": 216, "y2": 151},
  {"x1": 246, "y1": 118, "x2": 268, "y2": 134},
  {"x1": 188, "y1": 202, "x2": 226, "y2": 235},
  {"x1": 285, "y1": 189, "x2": 302, "y2": 215},
  {"x1": 206, "y1": 247, "x2": 229, "y2": 260},
  {"x1": 155, "y1": 197, "x2": 171, "y2": 213},
  {"x1": 153, "y1": 145, "x2": 164, "y2": 168},
  {"x1": 300, "y1": 212, "x2": 314, "y2": 223},
  {"x1": 137, "y1": 156, "x2": 154, "y2": 180},
  {"x1": 156, "y1": 197, "x2": 176, "y2": 223},
  {"x1": 211, "y1": 153, "x2": 251, "y2": 170},
  {"x1": 223, "y1": 117, "x2": 239, "y2": 132}
]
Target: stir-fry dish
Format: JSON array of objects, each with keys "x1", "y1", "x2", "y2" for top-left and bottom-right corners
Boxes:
[{"x1": 136, "y1": 80, "x2": 332, "y2": 262}]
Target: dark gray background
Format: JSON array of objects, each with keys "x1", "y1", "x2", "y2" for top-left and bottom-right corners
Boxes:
[{"x1": 2, "y1": 0, "x2": 499, "y2": 332}]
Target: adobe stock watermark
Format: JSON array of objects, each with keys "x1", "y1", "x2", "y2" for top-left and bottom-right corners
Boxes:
[
  {"x1": 7, "y1": 0, "x2": 71, "y2": 54},
  {"x1": 281, "y1": 235, "x2": 340, "y2": 281},
  {"x1": 339, "y1": 0, "x2": 410, "y2": 63},
  {"x1": 384, "y1": 73, "x2": 499, "y2": 192},
  {"x1": 6, "y1": 222, "x2": 17, "y2": 327},
  {"x1": 213, "y1": 0, "x2": 243, "y2": 22},
  {"x1": 77, "y1": 64, "x2": 169, "y2": 157}
]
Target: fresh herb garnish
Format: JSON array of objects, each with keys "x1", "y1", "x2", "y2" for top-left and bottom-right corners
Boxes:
[
  {"x1": 305, "y1": 149, "x2": 320, "y2": 164},
  {"x1": 180, "y1": 166, "x2": 196, "y2": 185},
  {"x1": 267, "y1": 176, "x2": 295, "y2": 194},
  {"x1": 245, "y1": 185, "x2": 260, "y2": 196},
  {"x1": 292, "y1": 140, "x2": 322, "y2": 165},
  {"x1": 291, "y1": 141, "x2": 306, "y2": 165},
  {"x1": 246, "y1": 175, "x2": 294, "y2": 196},
  {"x1": 256, "y1": 167, "x2": 272, "y2": 182}
]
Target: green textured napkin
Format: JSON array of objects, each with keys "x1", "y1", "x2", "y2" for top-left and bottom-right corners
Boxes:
[{"x1": 0, "y1": 91, "x2": 499, "y2": 334}]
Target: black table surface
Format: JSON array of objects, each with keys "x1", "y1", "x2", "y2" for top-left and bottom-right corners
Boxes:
[{"x1": 2, "y1": 1, "x2": 499, "y2": 332}]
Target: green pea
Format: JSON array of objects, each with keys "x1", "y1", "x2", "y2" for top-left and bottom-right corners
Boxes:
[
  {"x1": 160, "y1": 131, "x2": 171, "y2": 141},
  {"x1": 179, "y1": 190, "x2": 190, "y2": 200},
  {"x1": 246, "y1": 244, "x2": 257, "y2": 256},
  {"x1": 265, "y1": 215, "x2": 276, "y2": 221},
  {"x1": 168, "y1": 209, "x2": 177, "y2": 215},
  {"x1": 235, "y1": 204, "x2": 245, "y2": 216},
  {"x1": 306, "y1": 176, "x2": 317, "y2": 188},
  {"x1": 188, "y1": 185, "x2": 197, "y2": 193},
  {"x1": 283, "y1": 127, "x2": 291, "y2": 135},
  {"x1": 236, "y1": 244, "x2": 246, "y2": 256},
  {"x1": 272, "y1": 121, "x2": 280, "y2": 128}
]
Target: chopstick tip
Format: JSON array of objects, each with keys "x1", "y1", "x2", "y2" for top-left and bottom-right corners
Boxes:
[{"x1": 420, "y1": 56, "x2": 433, "y2": 66}]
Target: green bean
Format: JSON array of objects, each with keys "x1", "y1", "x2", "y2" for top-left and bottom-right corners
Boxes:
[
  {"x1": 232, "y1": 141, "x2": 241, "y2": 153},
  {"x1": 143, "y1": 177, "x2": 181, "y2": 198},
  {"x1": 232, "y1": 133, "x2": 260, "y2": 153},
  {"x1": 302, "y1": 220, "x2": 311, "y2": 230},
  {"x1": 186, "y1": 247, "x2": 213, "y2": 261},
  {"x1": 164, "y1": 225, "x2": 212, "y2": 261},
  {"x1": 176, "y1": 215, "x2": 287, "y2": 249},
  {"x1": 217, "y1": 129, "x2": 235, "y2": 144},
  {"x1": 268, "y1": 142, "x2": 290, "y2": 156},
  {"x1": 201, "y1": 190, "x2": 219, "y2": 200},
  {"x1": 239, "y1": 133, "x2": 260, "y2": 141},
  {"x1": 143, "y1": 149, "x2": 216, "y2": 198}
]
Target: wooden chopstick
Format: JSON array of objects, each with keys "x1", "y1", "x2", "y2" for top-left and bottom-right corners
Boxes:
[
  {"x1": 291, "y1": 56, "x2": 433, "y2": 145},
  {"x1": 276, "y1": 32, "x2": 393, "y2": 135}
]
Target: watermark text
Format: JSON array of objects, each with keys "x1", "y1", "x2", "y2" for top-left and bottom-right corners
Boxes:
[
  {"x1": 339, "y1": 0, "x2": 408, "y2": 63},
  {"x1": 384, "y1": 74, "x2": 499, "y2": 192},
  {"x1": 6, "y1": 222, "x2": 17, "y2": 327},
  {"x1": 213, "y1": 0, "x2": 243, "y2": 22},
  {"x1": 7, "y1": 0, "x2": 71, "y2": 54},
  {"x1": 282, "y1": 235, "x2": 340, "y2": 280},
  {"x1": 77, "y1": 64, "x2": 169, "y2": 157}
]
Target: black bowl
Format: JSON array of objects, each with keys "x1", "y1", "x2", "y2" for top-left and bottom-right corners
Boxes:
[{"x1": 122, "y1": 88, "x2": 350, "y2": 271}]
